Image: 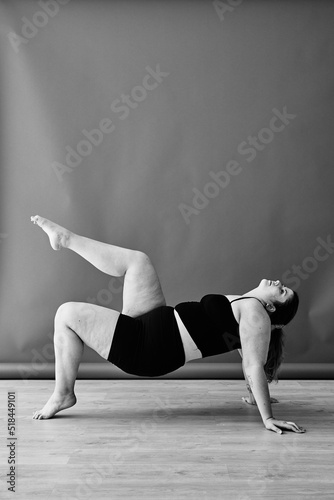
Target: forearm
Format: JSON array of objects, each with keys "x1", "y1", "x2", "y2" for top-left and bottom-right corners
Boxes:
[
  {"x1": 244, "y1": 364, "x2": 273, "y2": 423},
  {"x1": 241, "y1": 361, "x2": 256, "y2": 403}
]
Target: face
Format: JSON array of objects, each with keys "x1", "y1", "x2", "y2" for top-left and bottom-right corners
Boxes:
[{"x1": 258, "y1": 279, "x2": 294, "y2": 305}]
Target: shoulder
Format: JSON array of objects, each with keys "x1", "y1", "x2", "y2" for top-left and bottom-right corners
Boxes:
[
  {"x1": 229, "y1": 297, "x2": 269, "y2": 326},
  {"x1": 238, "y1": 299, "x2": 271, "y2": 351},
  {"x1": 239, "y1": 298, "x2": 270, "y2": 326}
]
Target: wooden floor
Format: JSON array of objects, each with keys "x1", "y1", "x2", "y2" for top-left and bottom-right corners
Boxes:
[{"x1": 0, "y1": 380, "x2": 333, "y2": 499}]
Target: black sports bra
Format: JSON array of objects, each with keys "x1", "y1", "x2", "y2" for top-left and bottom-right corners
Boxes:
[{"x1": 174, "y1": 294, "x2": 265, "y2": 358}]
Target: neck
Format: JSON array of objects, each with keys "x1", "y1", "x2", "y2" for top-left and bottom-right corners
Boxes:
[{"x1": 242, "y1": 288, "x2": 265, "y2": 304}]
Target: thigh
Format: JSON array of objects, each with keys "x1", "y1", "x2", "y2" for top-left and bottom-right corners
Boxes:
[
  {"x1": 122, "y1": 252, "x2": 166, "y2": 317},
  {"x1": 57, "y1": 302, "x2": 121, "y2": 360}
]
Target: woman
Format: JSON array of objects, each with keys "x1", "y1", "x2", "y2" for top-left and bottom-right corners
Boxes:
[{"x1": 30, "y1": 215, "x2": 305, "y2": 435}]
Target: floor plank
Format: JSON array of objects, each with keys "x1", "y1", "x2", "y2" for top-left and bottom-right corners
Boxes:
[{"x1": 0, "y1": 380, "x2": 333, "y2": 499}]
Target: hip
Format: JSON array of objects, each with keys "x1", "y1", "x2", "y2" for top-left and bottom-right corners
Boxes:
[{"x1": 108, "y1": 305, "x2": 186, "y2": 377}]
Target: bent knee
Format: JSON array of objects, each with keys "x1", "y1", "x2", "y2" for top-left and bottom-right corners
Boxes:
[
  {"x1": 132, "y1": 250, "x2": 151, "y2": 267},
  {"x1": 55, "y1": 302, "x2": 81, "y2": 328},
  {"x1": 129, "y1": 251, "x2": 158, "y2": 278}
]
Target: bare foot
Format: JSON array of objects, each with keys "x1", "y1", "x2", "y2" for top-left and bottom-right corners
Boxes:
[
  {"x1": 30, "y1": 215, "x2": 71, "y2": 250},
  {"x1": 32, "y1": 392, "x2": 77, "y2": 420}
]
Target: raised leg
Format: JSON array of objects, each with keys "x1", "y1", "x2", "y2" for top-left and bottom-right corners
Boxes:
[
  {"x1": 32, "y1": 302, "x2": 121, "y2": 420},
  {"x1": 67, "y1": 232, "x2": 166, "y2": 316},
  {"x1": 31, "y1": 215, "x2": 167, "y2": 316}
]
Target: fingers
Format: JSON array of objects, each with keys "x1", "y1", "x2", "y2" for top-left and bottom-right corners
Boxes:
[
  {"x1": 285, "y1": 421, "x2": 306, "y2": 433},
  {"x1": 267, "y1": 419, "x2": 306, "y2": 434},
  {"x1": 280, "y1": 421, "x2": 305, "y2": 433},
  {"x1": 272, "y1": 421, "x2": 305, "y2": 434},
  {"x1": 270, "y1": 424, "x2": 283, "y2": 435},
  {"x1": 271, "y1": 398, "x2": 279, "y2": 403}
]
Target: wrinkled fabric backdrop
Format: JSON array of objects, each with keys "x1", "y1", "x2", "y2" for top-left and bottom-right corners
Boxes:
[{"x1": 1, "y1": 0, "x2": 334, "y2": 375}]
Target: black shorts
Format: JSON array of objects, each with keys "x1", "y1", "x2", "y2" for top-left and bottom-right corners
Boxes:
[{"x1": 107, "y1": 306, "x2": 186, "y2": 377}]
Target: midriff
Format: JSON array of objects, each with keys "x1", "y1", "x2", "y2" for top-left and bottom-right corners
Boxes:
[{"x1": 173, "y1": 308, "x2": 202, "y2": 363}]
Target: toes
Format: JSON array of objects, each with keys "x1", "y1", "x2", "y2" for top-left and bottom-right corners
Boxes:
[
  {"x1": 30, "y1": 215, "x2": 40, "y2": 225},
  {"x1": 31, "y1": 215, "x2": 46, "y2": 227},
  {"x1": 32, "y1": 410, "x2": 47, "y2": 420}
]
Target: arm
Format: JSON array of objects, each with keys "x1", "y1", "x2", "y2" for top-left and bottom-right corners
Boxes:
[
  {"x1": 238, "y1": 329, "x2": 273, "y2": 422},
  {"x1": 238, "y1": 349, "x2": 278, "y2": 405},
  {"x1": 244, "y1": 364, "x2": 274, "y2": 423},
  {"x1": 239, "y1": 303, "x2": 305, "y2": 434}
]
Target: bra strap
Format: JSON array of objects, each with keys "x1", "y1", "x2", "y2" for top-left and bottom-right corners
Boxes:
[{"x1": 230, "y1": 296, "x2": 263, "y2": 306}]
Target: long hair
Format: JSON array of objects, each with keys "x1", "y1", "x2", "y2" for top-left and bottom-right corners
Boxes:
[{"x1": 264, "y1": 291, "x2": 299, "y2": 383}]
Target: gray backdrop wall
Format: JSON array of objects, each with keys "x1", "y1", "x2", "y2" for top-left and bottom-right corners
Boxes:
[{"x1": 1, "y1": 0, "x2": 334, "y2": 378}]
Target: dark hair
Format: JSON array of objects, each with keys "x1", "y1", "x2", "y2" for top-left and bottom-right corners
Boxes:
[{"x1": 264, "y1": 291, "x2": 299, "y2": 383}]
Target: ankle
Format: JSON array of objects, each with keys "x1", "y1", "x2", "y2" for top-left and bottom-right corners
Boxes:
[
  {"x1": 62, "y1": 229, "x2": 73, "y2": 249},
  {"x1": 54, "y1": 389, "x2": 76, "y2": 399}
]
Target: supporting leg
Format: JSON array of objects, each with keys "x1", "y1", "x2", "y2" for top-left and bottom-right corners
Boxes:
[
  {"x1": 32, "y1": 306, "x2": 83, "y2": 419},
  {"x1": 32, "y1": 302, "x2": 121, "y2": 420},
  {"x1": 53, "y1": 320, "x2": 83, "y2": 398}
]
